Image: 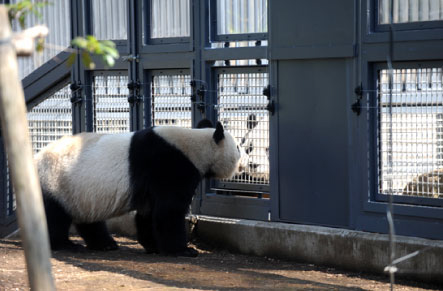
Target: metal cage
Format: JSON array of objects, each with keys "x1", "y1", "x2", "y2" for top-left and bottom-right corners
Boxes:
[
  {"x1": 92, "y1": 73, "x2": 130, "y2": 133},
  {"x1": 378, "y1": 67, "x2": 443, "y2": 200},
  {"x1": 1, "y1": 83, "x2": 73, "y2": 235},
  {"x1": 212, "y1": 67, "x2": 270, "y2": 196},
  {"x1": 150, "y1": 72, "x2": 192, "y2": 128}
]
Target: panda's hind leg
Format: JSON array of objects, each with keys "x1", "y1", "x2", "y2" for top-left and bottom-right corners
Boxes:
[
  {"x1": 75, "y1": 222, "x2": 118, "y2": 251},
  {"x1": 43, "y1": 194, "x2": 80, "y2": 250}
]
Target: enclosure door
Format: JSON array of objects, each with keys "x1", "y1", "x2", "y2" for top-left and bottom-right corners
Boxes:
[{"x1": 269, "y1": 0, "x2": 355, "y2": 227}]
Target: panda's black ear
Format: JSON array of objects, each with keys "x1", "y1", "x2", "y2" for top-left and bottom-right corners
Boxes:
[
  {"x1": 213, "y1": 122, "x2": 225, "y2": 144},
  {"x1": 196, "y1": 119, "x2": 213, "y2": 129}
]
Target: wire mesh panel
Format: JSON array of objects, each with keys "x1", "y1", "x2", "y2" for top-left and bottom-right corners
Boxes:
[
  {"x1": 92, "y1": 0, "x2": 128, "y2": 40},
  {"x1": 216, "y1": 71, "x2": 269, "y2": 189},
  {"x1": 3, "y1": 84, "x2": 73, "y2": 221},
  {"x1": 27, "y1": 84, "x2": 73, "y2": 154},
  {"x1": 10, "y1": 0, "x2": 71, "y2": 79},
  {"x1": 5, "y1": 159, "x2": 14, "y2": 217},
  {"x1": 151, "y1": 74, "x2": 192, "y2": 128},
  {"x1": 379, "y1": 0, "x2": 443, "y2": 24},
  {"x1": 93, "y1": 74, "x2": 130, "y2": 133},
  {"x1": 149, "y1": 0, "x2": 190, "y2": 38},
  {"x1": 378, "y1": 67, "x2": 443, "y2": 199},
  {"x1": 216, "y1": 0, "x2": 267, "y2": 35}
]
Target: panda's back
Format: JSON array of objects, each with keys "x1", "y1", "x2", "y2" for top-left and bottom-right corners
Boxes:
[{"x1": 37, "y1": 132, "x2": 133, "y2": 223}]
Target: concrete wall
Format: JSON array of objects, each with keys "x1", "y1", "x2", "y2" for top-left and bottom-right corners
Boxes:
[{"x1": 193, "y1": 215, "x2": 443, "y2": 284}]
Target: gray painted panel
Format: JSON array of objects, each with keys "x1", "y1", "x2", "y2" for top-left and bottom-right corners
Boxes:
[
  {"x1": 270, "y1": 0, "x2": 354, "y2": 59},
  {"x1": 277, "y1": 59, "x2": 350, "y2": 227}
]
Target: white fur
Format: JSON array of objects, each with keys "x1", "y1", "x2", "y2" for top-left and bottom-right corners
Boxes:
[
  {"x1": 36, "y1": 132, "x2": 133, "y2": 223},
  {"x1": 154, "y1": 126, "x2": 243, "y2": 179},
  {"x1": 36, "y1": 125, "x2": 244, "y2": 223}
]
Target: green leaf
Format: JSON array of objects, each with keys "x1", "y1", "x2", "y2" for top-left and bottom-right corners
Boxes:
[
  {"x1": 71, "y1": 37, "x2": 88, "y2": 49},
  {"x1": 70, "y1": 36, "x2": 117, "y2": 68},
  {"x1": 35, "y1": 38, "x2": 45, "y2": 53},
  {"x1": 66, "y1": 53, "x2": 76, "y2": 67},
  {"x1": 103, "y1": 54, "x2": 115, "y2": 67},
  {"x1": 81, "y1": 51, "x2": 95, "y2": 69}
]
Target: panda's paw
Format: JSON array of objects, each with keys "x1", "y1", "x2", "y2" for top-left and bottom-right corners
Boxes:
[
  {"x1": 52, "y1": 241, "x2": 86, "y2": 252},
  {"x1": 176, "y1": 247, "x2": 199, "y2": 258},
  {"x1": 86, "y1": 241, "x2": 119, "y2": 251},
  {"x1": 143, "y1": 246, "x2": 158, "y2": 254}
]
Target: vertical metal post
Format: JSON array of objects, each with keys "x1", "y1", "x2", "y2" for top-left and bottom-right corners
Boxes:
[
  {"x1": 128, "y1": 0, "x2": 143, "y2": 131},
  {"x1": 70, "y1": 0, "x2": 88, "y2": 134},
  {"x1": 190, "y1": 0, "x2": 207, "y2": 213}
]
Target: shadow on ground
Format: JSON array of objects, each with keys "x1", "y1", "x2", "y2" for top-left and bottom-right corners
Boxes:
[{"x1": 51, "y1": 236, "x2": 440, "y2": 291}]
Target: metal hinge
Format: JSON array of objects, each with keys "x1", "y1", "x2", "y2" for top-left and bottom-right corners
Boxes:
[
  {"x1": 127, "y1": 81, "x2": 142, "y2": 104},
  {"x1": 69, "y1": 82, "x2": 83, "y2": 104},
  {"x1": 263, "y1": 85, "x2": 275, "y2": 115},
  {"x1": 122, "y1": 55, "x2": 139, "y2": 62},
  {"x1": 190, "y1": 81, "x2": 206, "y2": 113},
  {"x1": 351, "y1": 84, "x2": 363, "y2": 116}
]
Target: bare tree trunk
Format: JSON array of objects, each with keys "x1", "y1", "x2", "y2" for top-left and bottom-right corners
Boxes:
[{"x1": 0, "y1": 6, "x2": 55, "y2": 291}]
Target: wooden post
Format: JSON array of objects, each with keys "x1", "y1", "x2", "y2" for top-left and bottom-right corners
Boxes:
[{"x1": 0, "y1": 6, "x2": 55, "y2": 291}]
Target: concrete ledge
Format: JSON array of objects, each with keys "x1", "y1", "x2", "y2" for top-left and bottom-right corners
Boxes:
[{"x1": 193, "y1": 215, "x2": 443, "y2": 284}]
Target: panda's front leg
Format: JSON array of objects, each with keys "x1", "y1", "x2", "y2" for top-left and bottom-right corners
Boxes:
[
  {"x1": 151, "y1": 198, "x2": 198, "y2": 257},
  {"x1": 135, "y1": 211, "x2": 157, "y2": 254}
]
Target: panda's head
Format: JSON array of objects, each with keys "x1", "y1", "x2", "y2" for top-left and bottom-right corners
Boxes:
[{"x1": 197, "y1": 119, "x2": 247, "y2": 179}]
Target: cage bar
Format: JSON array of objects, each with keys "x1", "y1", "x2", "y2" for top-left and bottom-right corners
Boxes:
[
  {"x1": 378, "y1": 67, "x2": 443, "y2": 199},
  {"x1": 216, "y1": 71, "x2": 269, "y2": 187},
  {"x1": 93, "y1": 75, "x2": 130, "y2": 133},
  {"x1": 5, "y1": 159, "x2": 14, "y2": 217},
  {"x1": 151, "y1": 74, "x2": 192, "y2": 128}
]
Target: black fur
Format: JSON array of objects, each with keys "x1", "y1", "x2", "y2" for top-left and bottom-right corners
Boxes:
[
  {"x1": 75, "y1": 222, "x2": 118, "y2": 251},
  {"x1": 43, "y1": 192, "x2": 116, "y2": 251},
  {"x1": 43, "y1": 194, "x2": 74, "y2": 250},
  {"x1": 196, "y1": 119, "x2": 213, "y2": 129},
  {"x1": 129, "y1": 128, "x2": 201, "y2": 257},
  {"x1": 213, "y1": 122, "x2": 225, "y2": 144}
]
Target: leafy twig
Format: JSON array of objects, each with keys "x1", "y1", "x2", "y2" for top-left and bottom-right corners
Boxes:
[{"x1": 70, "y1": 36, "x2": 119, "y2": 69}]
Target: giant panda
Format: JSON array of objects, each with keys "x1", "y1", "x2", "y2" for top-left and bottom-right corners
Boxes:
[{"x1": 36, "y1": 119, "x2": 245, "y2": 257}]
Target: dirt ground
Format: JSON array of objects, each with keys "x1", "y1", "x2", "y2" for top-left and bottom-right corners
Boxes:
[{"x1": 0, "y1": 236, "x2": 441, "y2": 291}]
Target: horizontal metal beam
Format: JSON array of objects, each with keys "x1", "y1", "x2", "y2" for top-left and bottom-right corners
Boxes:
[
  {"x1": 213, "y1": 33, "x2": 268, "y2": 42},
  {"x1": 269, "y1": 44, "x2": 356, "y2": 60},
  {"x1": 140, "y1": 52, "x2": 194, "y2": 69},
  {"x1": 22, "y1": 51, "x2": 71, "y2": 105},
  {"x1": 203, "y1": 46, "x2": 268, "y2": 61},
  {"x1": 363, "y1": 41, "x2": 443, "y2": 62},
  {"x1": 199, "y1": 194, "x2": 270, "y2": 221}
]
